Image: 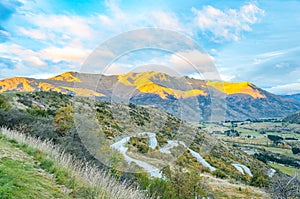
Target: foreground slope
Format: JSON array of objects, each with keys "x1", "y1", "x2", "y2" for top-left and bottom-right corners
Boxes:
[
  {"x1": 1, "y1": 71, "x2": 299, "y2": 121},
  {"x1": 0, "y1": 128, "x2": 147, "y2": 199},
  {"x1": 0, "y1": 135, "x2": 68, "y2": 198}
]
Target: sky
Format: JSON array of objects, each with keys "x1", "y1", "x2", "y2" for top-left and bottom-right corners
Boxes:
[{"x1": 0, "y1": 0, "x2": 300, "y2": 95}]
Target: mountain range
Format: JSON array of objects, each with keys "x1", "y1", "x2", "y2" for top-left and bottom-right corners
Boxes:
[
  {"x1": 281, "y1": 93, "x2": 300, "y2": 103},
  {"x1": 1, "y1": 71, "x2": 299, "y2": 121}
]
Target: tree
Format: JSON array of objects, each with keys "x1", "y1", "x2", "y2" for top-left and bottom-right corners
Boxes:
[
  {"x1": 162, "y1": 166, "x2": 206, "y2": 199},
  {"x1": 267, "y1": 135, "x2": 283, "y2": 144},
  {"x1": 292, "y1": 147, "x2": 300, "y2": 154},
  {"x1": 268, "y1": 174, "x2": 300, "y2": 199},
  {"x1": 53, "y1": 104, "x2": 74, "y2": 136}
]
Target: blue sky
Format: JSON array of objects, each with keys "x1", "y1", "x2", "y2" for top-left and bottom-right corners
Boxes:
[{"x1": 0, "y1": 0, "x2": 300, "y2": 95}]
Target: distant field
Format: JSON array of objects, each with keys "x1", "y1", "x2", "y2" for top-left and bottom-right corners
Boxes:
[
  {"x1": 269, "y1": 163, "x2": 300, "y2": 179},
  {"x1": 263, "y1": 146, "x2": 298, "y2": 159}
]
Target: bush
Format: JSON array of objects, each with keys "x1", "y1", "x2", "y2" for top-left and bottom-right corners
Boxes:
[
  {"x1": 0, "y1": 94, "x2": 10, "y2": 110},
  {"x1": 0, "y1": 109, "x2": 33, "y2": 129},
  {"x1": 53, "y1": 105, "x2": 74, "y2": 136},
  {"x1": 213, "y1": 170, "x2": 227, "y2": 179},
  {"x1": 250, "y1": 171, "x2": 269, "y2": 188},
  {"x1": 292, "y1": 147, "x2": 300, "y2": 154},
  {"x1": 267, "y1": 135, "x2": 283, "y2": 144},
  {"x1": 26, "y1": 108, "x2": 54, "y2": 117}
]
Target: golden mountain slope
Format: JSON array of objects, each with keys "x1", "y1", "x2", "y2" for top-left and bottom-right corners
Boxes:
[
  {"x1": 0, "y1": 74, "x2": 103, "y2": 97},
  {"x1": 0, "y1": 71, "x2": 266, "y2": 99},
  {"x1": 0, "y1": 77, "x2": 35, "y2": 92},
  {"x1": 118, "y1": 72, "x2": 207, "y2": 99},
  {"x1": 118, "y1": 71, "x2": 265, "y2": 99},
  {"x1": 48, "y1": 72, "x2": 81, "y2": 82},
  {"x1": 207, "y1": 81, "x2": 266, "y2": 98}
]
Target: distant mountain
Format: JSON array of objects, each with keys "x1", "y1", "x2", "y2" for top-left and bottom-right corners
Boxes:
[
  {"x1": 1, "y1": 71, "x2": 300, "y2": 121},
  {"x1": 283, "y1": 111, "x2": 300, "y2": 124},
  {"x1": 281, "y1": 93, "x2": 300, "y2": 102}
]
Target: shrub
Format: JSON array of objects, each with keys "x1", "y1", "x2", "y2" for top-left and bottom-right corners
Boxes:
[
  {"x1": 267, "y1": 135, "x2": 283, "y2": 144},
  {"x1": 292, "y1": 147, "x2": 300, "y2": 154},
  {"x1": 213, "y1": 170, "x2": 227, "y2": 179},
  {"x1": 53, "y1": 104, "x2": 74, "y2": 136},
  {"x1": 0, "y1": 94, "x2": 10, "y2": 110},
  {"x1": 250, "y1": 171, "x2": 269, "y2": 188}
]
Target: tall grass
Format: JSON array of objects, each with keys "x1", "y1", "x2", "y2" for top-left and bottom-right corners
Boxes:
[{"x1": 0, "y1": 127, "x2": 149, "y2": 199}]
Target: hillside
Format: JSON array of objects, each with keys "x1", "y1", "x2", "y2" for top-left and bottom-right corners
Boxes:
[
  {"x1": 281, "y1": 93, "x2": 300, "y2": 103},
  {"x1": 0, "y1": 91, "x2": 274, "y2": 198},
  {"x1": 283, "y1": 111, "x2": 300, "y2": 124},
  {"x1": 0, "y1": 128, "x2": 146, "y2": 199},
  {"x1": 0, "y1": 71, "x2": 299, "y2": 121},
  {"x1": 0, "y1": 133, "x2": 68, "y2": 199}
]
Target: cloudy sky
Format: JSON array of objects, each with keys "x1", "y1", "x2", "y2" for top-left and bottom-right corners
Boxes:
[{"x1": 0, "y1": 0, "x2": 300, "y2": 95}]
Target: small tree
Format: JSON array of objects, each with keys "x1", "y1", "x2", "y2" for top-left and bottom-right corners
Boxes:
[{"x1": 53, "y1": 104, "x2": 74, "y2": 136}]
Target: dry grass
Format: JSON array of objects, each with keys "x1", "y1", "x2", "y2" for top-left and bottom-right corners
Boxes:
[
  {"x1": 0, "y1": 127, "x2": 149, "y2": 199},
  {"x1": 200, "y1": 173, "x2": 270, "y2": 199}
]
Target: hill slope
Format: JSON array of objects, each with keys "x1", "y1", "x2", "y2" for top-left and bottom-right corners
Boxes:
[
  {"x1": 0, "y1": 135, "x2": 68, "y2": 198},
  {"x1": 0, "y1": 128, "x2": 147, "y2": 199},
  {"x1": 283, "y1": 111, "x2": 300, "y2": 124},
  {"x1": 1, "y1": 71, "x2": 299, "y2": 121},
  {"x1": 0, "y1": 91, "x2": 273, "y2": 198}
]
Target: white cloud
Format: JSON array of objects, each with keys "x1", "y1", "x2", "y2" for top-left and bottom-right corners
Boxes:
[
  {"x1": 275, "y1": 62, "x2": 290, "y2": 68},
  {"x1": 189, "y1": 71, "x2": 222, "y2": 81},
  {"x1": 104, "y1": 63, "x2": 134, "y2": 75},
  {"x1": 25, "y1": 56, "x2": 46, "y2": 67},
  {"x1": 104, "y1": 0, "x2": 126, "y2": 19},
  {"x1": 40, "y1": 46, "x2": 91, "y2": 63},
  {"x1": 168, "y1": 50, "x2": 215, "y2": 73},
  {"x1": 192, "y1": 3, "x2": 264, "y2": 41},
  {"x1": 0, "y1": 44, "x2": 45, "y2": 67},
  {"x1": 150, "y1": 11, "x2": 184, "y2": 31},
  {"x1": 27, "y1": 73, "x2": 58, "y2": 79},
  {"x1": 19, "y1": 27, "x2": 47, "y2": 40},
  {"x1": 220, "y1": 74, "x2": 236, "y2": 81},
  {"x1": 267, "y1": 83, "x2": 300, "y2": 95},
  {"x1": 0, "y1": 30, "x2": 10, "y2": 37},
  {"x1": 0, "y1": 42, "x2": 90, "y2": 69},
  {"x1": 26, "y1": 14, "x2": 94, "y2": 40}
]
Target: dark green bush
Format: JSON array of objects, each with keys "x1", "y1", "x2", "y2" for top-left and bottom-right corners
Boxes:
[{"x1": 0, "y1": 94, "x2": 10, "y2": 110}]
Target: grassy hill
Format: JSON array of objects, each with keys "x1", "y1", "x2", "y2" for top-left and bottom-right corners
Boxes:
[{"x1": 0, "y1": 128, "x2": 147, "y2": 199}]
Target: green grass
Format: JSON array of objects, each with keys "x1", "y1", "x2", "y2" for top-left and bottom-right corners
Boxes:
[
  {"x1": 0, "y1": 129, "x2": 146, "y2": 199},
  {"x1": 0, "y1": 137, "x2": 69, "y2": 199},
  {"x1": 269, "y1": 163, "x2": 300, "y2": 179},
  {"x1": 263, "y1": 146, "x2": 298, "y2": 159}
]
